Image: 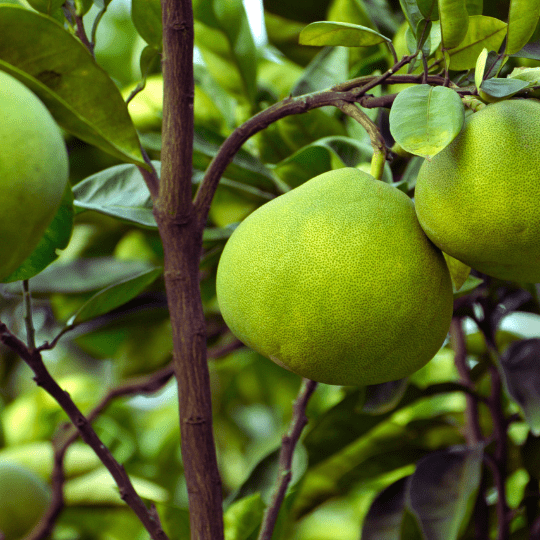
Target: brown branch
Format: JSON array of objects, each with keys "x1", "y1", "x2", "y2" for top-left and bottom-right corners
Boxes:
[
  {"x1": 257, "y1": 379, "x2": 318, "y2": 540},
  {"x1": 0, "y1": 323, "x2": 169, "y2": 540},
  {"x1": 157, "y1": 0, "x2": 224, "y2": 538},
  {"x1": 449, "y1": 317, "x2": 483, "y2": 445},
  {"x1": 26, "y1": 364, "x2": 176, "y2": 540},
  {"x1": 193, "y1": 61, "x2": 446, "y2": 225}
]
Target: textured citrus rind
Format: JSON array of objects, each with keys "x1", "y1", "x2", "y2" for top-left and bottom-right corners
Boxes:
[
  {"x1": 217, "y1": 168, "x2": 453, "y2": 386},
  {"x1": 415, "y1": 99, "x2": 540, "y2": 282}
]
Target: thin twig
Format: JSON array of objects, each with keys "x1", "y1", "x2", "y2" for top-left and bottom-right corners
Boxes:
[
  {"x1": 22, "y1": 280, "x2": 35, "y2": 350},
  {"x1": 449, "y1": 317, "x2": 483, "y2": 444},
  {"x1": 0, "y1": 322, "x2": 169, "y2": 540},
  {"x1": 257, "y1": 379, "x2": 318, "y2": 540},
  {"x1": 26, "y1": 364, "x2": 176, "y2": 540},
  {"x1": 335, "y1": 100, "x2": 387, "y2": 180}
]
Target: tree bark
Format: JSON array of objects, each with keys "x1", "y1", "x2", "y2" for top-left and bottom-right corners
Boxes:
[{"x1": 158, "y1": 0, "x2": 224, "y2": 538}]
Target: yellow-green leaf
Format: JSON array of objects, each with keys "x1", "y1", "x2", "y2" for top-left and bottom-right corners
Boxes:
[
  {"x1": 507, "y1": 0, "x2": 540, "y2": 55},
  {"x1": 389, "y1": 84, "x2": 464, "y2": 159},
  {"x1": 446, "y1": 15, "x2": 507, "y2": 70},
  {"x1": 438, "y1": 0, "x2": 469, "y2": 49},
  {"x1": 0, "y1": 5, "x2": 146, "y2": 167},
  {"x1": 299, "y1": 21, "x2": 390, "y2": 47}
]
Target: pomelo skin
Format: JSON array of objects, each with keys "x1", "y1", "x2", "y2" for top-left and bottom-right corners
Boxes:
[
  {"x1": 0, "y1": 71, "x2": 68, "y2": 281},
  {"x1": 216, "y1": 168, "x2": 453, "y2": 386},
  {"x1": 0, "y1": 461, "x2": 51, "y2": 540},
  {"x1": 415, "y1": 99, "x2": 540, "y2": 283}
]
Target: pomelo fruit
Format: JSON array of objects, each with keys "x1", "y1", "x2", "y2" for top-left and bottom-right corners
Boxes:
[
  {"x1": 0, "y1": 461, "x2": 51, "y2": 540},
  {"x1": 415, "y1": 99, "x2": 540, "y2": 283},
  {"x1": 0, "y1": 71, "x2": 68, "y2": 281},
  {"x1": 216, "y1": 168, "x2": 453, "y2": 386}
]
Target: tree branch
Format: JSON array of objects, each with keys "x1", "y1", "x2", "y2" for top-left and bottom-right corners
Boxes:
[
  {"x1": 257, "y1": 379, "x2": 318, "y2": 540},
  {"x1": 157, "y1": 0, "x2": 224, "y2": 538},
  {"x1": 0, "y1": 322, "x2": 169, "y2": 540}
]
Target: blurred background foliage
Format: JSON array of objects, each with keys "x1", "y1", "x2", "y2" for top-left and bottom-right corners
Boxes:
[{"x1": 1, "y1": 0, "x2": 540, "y2": 539}]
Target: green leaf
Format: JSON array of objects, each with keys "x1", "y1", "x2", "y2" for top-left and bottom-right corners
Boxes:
[
  {"x1": 480, "y1": 77, "x2": 530, "y2": 99},
  {"x1": 446, "y1": 15, "x2": 507, "y2": 70},
  {"x1": 224, "y1": 493, "x2": 265, "y2": 540},
  {"x1": 362, "y1": 379, "x2": 410, "y2": 415},
  {"x1": 131, "y1": 0, "x2": 162, "y2": 51},
  {"x1": 26, "y1": 0, "x2": 64, "y2": 16},
  {"x1": 500, "y1": 339, "x2": 540, "y2": 434},
  {"x1": 192, "y1": 127, "x2": 280, "y2": 192},
  {"x1": 389, "y1": 84, "x2": 465, "y2": 159},
  {"x1": 508, "y1": 66, "x2": 540, "y2": 85},
  {"x1": 226, "y1": 445, "x2": 308, "y2": 506},
  {"x1": 418, "y1": 0, "x2": 439, "y2": 20},
  {"x1": 466, "y1": 0, "x2": 483, "y2": 15},
  {"x1": 299, "y1": 21, "x2": 390, "y2": 47},
  {"x1": 64, "y1": 467, "x2": 169, "y2": 505},
  {"x1": 507, "y1": 0, "x2": 540, "y2": 55},
  {"x1": 443, "y1": 253, "x2": 471, "y2": 292},
  {"x1": 361, "y1": 476, "x2": 412, "y2": 540},
  {"x1": 291, "y1": 46, "x2": 349, "y2": 96},
  {"x1": 2, "y1": 258, "x2": 157, "y2": 295},
  {"x1": 194, "y1": 0, "x2": 257, "y2": 104},
  {"x1": 73, "y1": 163, "x2": 158, "y2": 228},
  {"x1": 69, "y1": 267, "x2": 162, "y2": 325},
  {"x1": 399, "y1": 0, "x2": 424, "y2": 32},
  {"x1": 0, "y1": 5, "x2": 145, "y2": 167},
  {"x1": 438, "y1": 0, "x2": 469, "y2": 49},
  {"x1": 272, "y1": 136, "x2": 393, "y2": 188},
  {"x1": 407, "y1": 446, "x2": 483, "y2": 540},
  {"x1": 2, "y1": 183, "x2": 74, "y2": 283}
]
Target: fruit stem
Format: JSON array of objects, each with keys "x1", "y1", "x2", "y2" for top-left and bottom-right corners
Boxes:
[{"x1": 336, "y1": 101, "x2": 387, "y2": 180}]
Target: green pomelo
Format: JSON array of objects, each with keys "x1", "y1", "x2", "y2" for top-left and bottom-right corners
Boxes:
[
  {"x1": 216, "y1": 168, "x2": 453, "y2": 386},
  {"x1": 0, "y1": 71, "x2": 68, "y2": 281},
  {"x1": 415, "y1": 99, "x2": 540, "y2": 283},
  {"x1": 0, "y1": 462, "x2": 51, "y2": 540}
]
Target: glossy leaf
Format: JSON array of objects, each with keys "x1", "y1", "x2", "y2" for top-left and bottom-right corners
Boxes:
[
  {"x1": 223, "y1": 493, "x2": 265, "y2": 540},
  {"x1": 2, "y1": 258, "x2": 157, "y2": 295},
  {"x1": 446, "y1": 15, "x2": 507, "y2": 70},
  {"x1": 466, "y1": 0, "x2": 483, "y2": 15},
  {"x1": 26, "y1": 0, "x2": 64, "y2": 16},
  {"x1": 0, "y1": 5, "x2": 146, "y2": 167},
  {"x1": 418, "y1": 0, "x2": 439, "y2": 20},
  {"x1": 438, "y1": 0, "x2": 469, "y2": 49},
  {"x1": 291, "y1": 46, "x2": 349, "y2": 96},
  {"x1": 3, "y1": 183, "x2": 74, "y2": 283},
  {"x1": 299, "y1": 21, "x2": 390, "y2": 47},
  {"x1": 193, "y1": 0, "x2": 257, "y2": 104},
  {"x1": 389, "y1": 84, "x2": 464, "y2": 159},
  {"x1": 443, "y1": 253, "x2": 471, "y2": 292},
  {"x1": 399, "y1": 0, "x2": 424, "y2": 32},
  {"x1": 272, "y1": 136, "x2": 393, "y2": 188},
  {"x1": 407, "y1": 446, "x2": 483, "y2": 540},
  {"x1": 480, "y1": 77, "x2": 530, "y2": 99},
  {"x1": 500, "y1": 339, "x2": 540, "y2": 434},
  {"x1": 73, "y1": 163, "x2": 159, "y2": 228},
  {"x1": 361, "y1": 476, "x2": 412, "y2": 540},
  {"x1": 131, "y1": 0, "x2": 162, "y2": 51},
  {"x1": 69, "y1": 267, "x2": 162, "y2": 325},
  {"x1": 507, "y1": 0, "x2": 540, "y2": 55},
  {"x1": 64, "y1": 467, "x2": 169, "y2": 505}
]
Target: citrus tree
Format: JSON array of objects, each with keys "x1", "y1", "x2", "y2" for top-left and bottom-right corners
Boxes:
[{"x1": 2, "y1": 0, "x2": 540, "y2": 539}]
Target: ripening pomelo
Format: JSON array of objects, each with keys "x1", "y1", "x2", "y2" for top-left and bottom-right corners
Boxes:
[
  {"x1": 0, "y1": 462, "x2": 51, "y2": 540},
  {"x1": 0, "y1": 71, "x2": 68, "y2": 281},
  {"x1": 415, "y1": 99, "x2": 540, "y2": 283},
  {"x1": 216, "y1": 168, "x2": 453, "y2": 386}
]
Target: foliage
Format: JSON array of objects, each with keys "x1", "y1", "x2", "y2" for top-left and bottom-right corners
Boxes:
[{"x1": 1, "y1": 0, "x2": 540, "y2": 539}]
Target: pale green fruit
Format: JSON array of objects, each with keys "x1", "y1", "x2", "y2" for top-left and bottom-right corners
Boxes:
[
  {"x1": 0, "y1": 71, "x2": 68, "y2": 281},
  {"x1": 0, "y1": 462, "x2": 51, "y2": 540},
  {"x1": 415, "y1": 99, "x2": 540, "y2": 283},
  {"x1": 216, "y1": 168, "x2": 453, "y2": 386}
]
